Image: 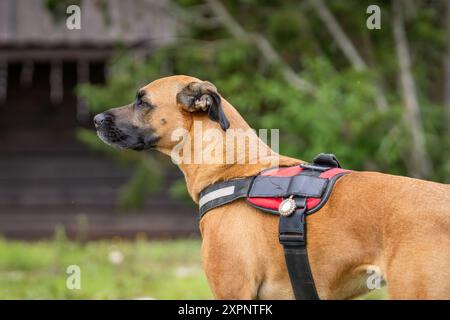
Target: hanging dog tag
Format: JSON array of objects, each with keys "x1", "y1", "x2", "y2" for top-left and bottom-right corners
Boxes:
[{"x1": 278, "y1": 195, "x2": 296, "y2": 216}]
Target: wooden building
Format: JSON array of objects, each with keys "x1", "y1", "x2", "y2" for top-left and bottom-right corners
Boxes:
[{"x1": 0, "y1": 0, "x2": 198, "y2": 239}]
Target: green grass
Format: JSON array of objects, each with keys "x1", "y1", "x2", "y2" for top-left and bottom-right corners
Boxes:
[
  {"x1": 0, "y1": 236, "x2": 212, "y2": 299},
  {"x1": 0, "y1": 236, "x2": 387, "y2": 299}
]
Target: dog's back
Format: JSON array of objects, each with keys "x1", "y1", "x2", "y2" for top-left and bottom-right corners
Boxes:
[{"x1": 308, "y1": 171, "x2": 450, "y2": 299}]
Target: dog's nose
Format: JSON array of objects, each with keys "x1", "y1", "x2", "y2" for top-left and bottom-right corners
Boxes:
[{"x1": 94, "y1": 113, "x2": 114, "y2": 127}]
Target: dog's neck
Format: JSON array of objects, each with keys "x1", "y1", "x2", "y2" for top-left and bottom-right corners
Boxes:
[{"x1": 167, "y1": 99, "x2": 302, "y2": 202}]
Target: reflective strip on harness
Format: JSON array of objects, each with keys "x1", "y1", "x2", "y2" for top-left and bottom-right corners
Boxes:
[
  {"x1": 199, "y1": 186, "x2": 235, "y2": 208},
  {"x1": 198, "y1": 177, "x2": 255, "y2": 218}
]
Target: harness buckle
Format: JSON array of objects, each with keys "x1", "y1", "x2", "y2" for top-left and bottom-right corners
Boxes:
[{"x1": 279, "y1": 233, "x2": 305, "y2": 247}]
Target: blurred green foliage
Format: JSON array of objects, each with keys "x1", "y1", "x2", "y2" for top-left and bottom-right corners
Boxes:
[{"x1": 78, "y1": 0, "x2": 450, "y2": 209}]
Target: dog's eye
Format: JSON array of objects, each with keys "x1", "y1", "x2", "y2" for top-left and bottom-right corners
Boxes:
[{"x1": 136, "y1": 98, "x2": 153, "y2": 109}]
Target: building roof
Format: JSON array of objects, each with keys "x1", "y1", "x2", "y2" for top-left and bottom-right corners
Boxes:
[{"x1": 0, "y1": 0, "x2": 175, "y2": 48}]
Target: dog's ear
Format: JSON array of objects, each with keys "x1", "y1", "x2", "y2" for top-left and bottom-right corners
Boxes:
[{"x1": 176, "y1": 81, "x2": 230, "y2": 131}]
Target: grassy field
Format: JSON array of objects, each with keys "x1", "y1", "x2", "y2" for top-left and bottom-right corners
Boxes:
[
  {"x1": 0, "y1": 235, "x2": 386, "y2": 299},
  {"x1": 0, "y1": 236, "x2": 211, "y2": 299}
]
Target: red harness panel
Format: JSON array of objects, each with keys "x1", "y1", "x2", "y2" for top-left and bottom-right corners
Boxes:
[{"x1": 246, "y1": 166, "x2": 350, "y2": 212}]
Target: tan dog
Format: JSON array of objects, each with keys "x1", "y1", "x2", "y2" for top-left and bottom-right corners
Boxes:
[{"x1": 94, "y1": 75, "x2": 450, "y2": 299}]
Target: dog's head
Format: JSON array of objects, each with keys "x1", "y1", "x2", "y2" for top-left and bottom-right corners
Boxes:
[{"x1": 94, "y1": 75, "x2": 230, "y2": 152}]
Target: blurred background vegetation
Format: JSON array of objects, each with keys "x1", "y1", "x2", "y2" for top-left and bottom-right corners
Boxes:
[{"x1": 78, "y1": 0, "x2": 450, "y2": 209}]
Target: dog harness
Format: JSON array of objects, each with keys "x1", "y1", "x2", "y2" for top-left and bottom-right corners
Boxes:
[{"x1": 198, "y1": 153, "x2": 351, "y2": 300}]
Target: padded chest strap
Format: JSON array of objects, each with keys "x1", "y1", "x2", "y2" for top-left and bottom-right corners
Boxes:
[{"x1": 198, "y1": 171, "x2": 330, "y2": 219}]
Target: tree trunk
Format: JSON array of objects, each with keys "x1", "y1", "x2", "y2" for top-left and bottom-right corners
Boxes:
[
  {"x1": 206, "y1": 0, "x2": 315, "y2": 94},
  {"x1": 308, "y1": 0, "x2": 388, "y2": 111},
  {"x1": 309, "y1": 0, "x2": 366, "y2": 70},
  {"x1": 392, "y1": 0, "x2": 432, "y2": 178}
]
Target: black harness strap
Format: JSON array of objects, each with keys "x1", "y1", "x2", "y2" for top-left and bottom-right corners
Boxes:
[{"x1": 279, "y1": 197, "x2": 319, "y2": 300}]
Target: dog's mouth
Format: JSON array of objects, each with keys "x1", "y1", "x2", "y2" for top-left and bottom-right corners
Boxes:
[
  {"x1": 130, "y1": 135, "x2": 161, "y2": 151},
  {"x1": 95, "y1": 125, "x2": 160, "y2": 151}
]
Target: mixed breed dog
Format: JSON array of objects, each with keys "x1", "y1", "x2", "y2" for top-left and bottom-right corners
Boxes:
[{"x1": 94, "y1": 75, "x2": 450, "y2": 300}]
